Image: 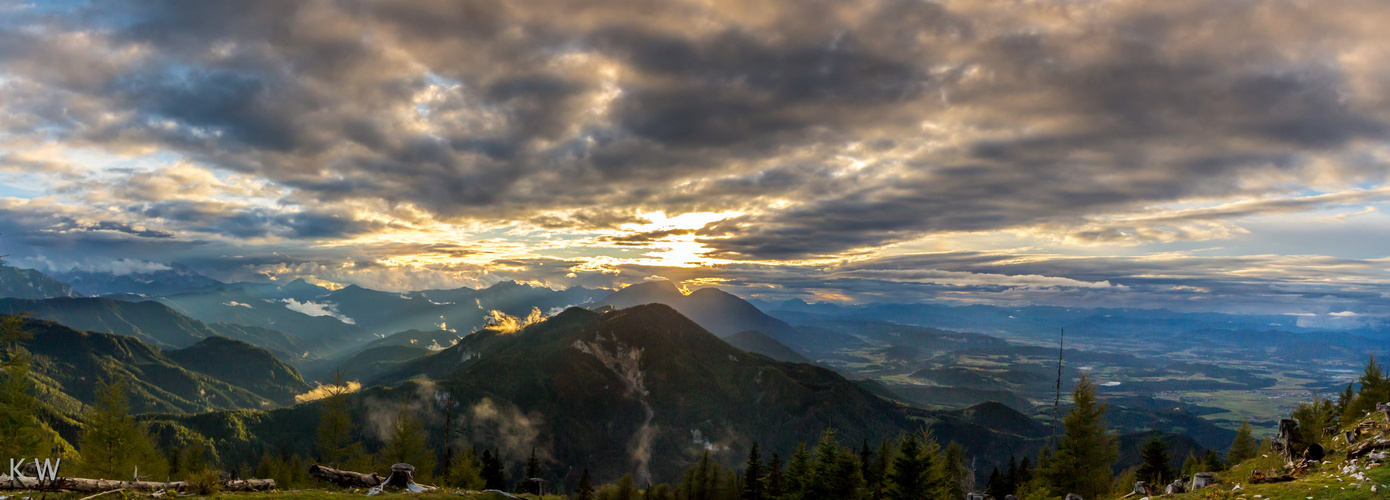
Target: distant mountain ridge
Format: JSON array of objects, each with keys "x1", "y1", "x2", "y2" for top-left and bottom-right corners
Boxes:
[
  {"x1": 53, "y1": 263, "x2": 224, "y2": 296},
  {"x1": 595, "y1": 281, "x2": 806, "y2": 345},
  {"x1": 0, "y1": 297, "x2": 216, "y2": 348},
  {"x1": 0, "y1": 264, "x2": 78, "y2": 299}
]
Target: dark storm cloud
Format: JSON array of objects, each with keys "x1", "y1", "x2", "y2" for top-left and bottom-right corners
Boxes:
[
  {"x1": 2, "y1": 0, "x2": 1390, "y2": 310},
  {"x1": 5, "y1": 0, "x2": 1386, "y2": 246}
]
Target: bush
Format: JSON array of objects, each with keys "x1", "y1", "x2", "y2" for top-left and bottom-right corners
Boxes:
[{"x1": 186, "y1": 468, "x2": 224, "y2": 495}]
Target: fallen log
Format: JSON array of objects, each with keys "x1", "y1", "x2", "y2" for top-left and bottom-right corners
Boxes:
[
  {"x1": 309, "y1": 464, "x2": 383, "y2": 488},
  {"x1": 0, "y1": 476, "x2": 275, "y2": 493},
  {"x1": 1345, "y1": 437, "x2": 1390, "y2": 459}
]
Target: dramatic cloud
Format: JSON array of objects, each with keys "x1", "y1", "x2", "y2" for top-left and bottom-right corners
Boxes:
[{"x1": 1, "y1": 0, "x2": 1388, "y2": 314}]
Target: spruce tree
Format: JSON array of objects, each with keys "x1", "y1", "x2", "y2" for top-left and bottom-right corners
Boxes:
[
  {"x1": 576, "y1": 468, "x2": 595, "y2": 500},
  {"x1": 1044, "y1": 373, "x2": 1117, "y2": 500},
  {"x1": 1180, "y1": 451, "x2": 1199, "y2": 476},
  {"x1": 871, "y1": 439, "x2": 893, "y2": 499},
  {"x1": 1003, "y1": 455, "x2": 1018, "y2": 495},
  {"x1": 524, "y1": 447, "x2": 541, "y2": 493},
  {"x1": 984, "y1": 466, "x2": 1004, "y2": 498},
  {"x1": 765, "y1": 453, "x2": 784, "y2": 499},
  {"x1": 0, "y1": 314, "x2": 46, "y2": 459},
  {"x1": 615, "y1": 473, "x2": 640, "y2": 500},
  {"x1": 935, "y1": 442, "x2": 967, "y2": 500},
  {"x1": 77, "y1": 377, "x2": 169, "y2": 480},
  {"x1": 742, "y1": 442, "x2": 764, "y2": 500},
  {"x1": 1015, "y1": 456, "x2": 1032, "y2": 491},
  {"x1": 481, "y1": 449, "x2": 506, "y2": 490},
  {"x1": 444, "y1": 447, "x2": 486, "y2": 490},
  {"x1": 1291, "y1": 394, "x2": 1335, "y2": 453},
  {"x1": 1343, "y1": 355, "x2": 1390, "y2": 422},
  {"x1": 885, "y1": 434, "x2": 928, "y2": 500},
  {"x1": 858, "y1": 440, "x2": 873, "y2": 494},
  {"x1": 783, "y1": 443, "x2": 811, "y2": 499},
  {"x1": 1227, "y1": 421, "x2": 1257, "y2": 466},
  {"x1": 1135, "y1": 433, "x2": 1173, "y2": 486},
  {"x1": 316, "y1": 368, "x2": 362, "y2": 467},
  {"x1": 1201, "y1": 449, "x2": 1224, "y2": 472},
  {"x1": 381, "y1": 399, "x2": 435, "y2": 482},
  {"x1": 806, "y1": 429, "x2": 862, "y2": 499}
]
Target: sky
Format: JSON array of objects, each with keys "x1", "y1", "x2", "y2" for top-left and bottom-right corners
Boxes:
[{"x1": 1, "y1": 0, "x2": 1389, "y2": 318}]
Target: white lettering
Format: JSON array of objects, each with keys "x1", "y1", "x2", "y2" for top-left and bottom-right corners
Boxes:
[
  {"x1": 32, "y1": 459, "x2": 60, "y2": 483},
  {"x1": 7, "y1": 458, "x2": 25, "y2": 480}
]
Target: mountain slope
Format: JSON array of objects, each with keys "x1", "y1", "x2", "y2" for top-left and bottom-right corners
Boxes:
[
  {"x1": 206, "y1": 321, "x2": 335, "y2": 365},
  {"x1": 724, "y1": 330, "x2": 811, "y2": 364},
  {"x1": 18, "y1": 317, "x2": 273, "y2": 414},
  {"x1": 596, "y1": 281, "x2": 804, "y2": 344},
  {"x1": 373, "y1": 304, "x2": 910, "y2": 483},
  {"x1": 165, "y1": 336, "x2": 312, "y2": 405},
  {"x1": 361, "y1": 329, "x2": 460, "y2": 351},
  {"x1": 0, "y1": 297, "x2": 215, "y2": 348},
  {"x1": 338, "y1": 345, "x2": 432, "y2": 383},
  {"x1": 0, "y1": 265, "x2": 78, "y2": 299}
]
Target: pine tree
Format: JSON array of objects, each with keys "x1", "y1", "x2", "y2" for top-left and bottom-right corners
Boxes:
[
  {"x1": 0, "y1": 314, "x2": 46, "y2": 459},
  {"x1": 885, "y1": 434, "x2": 929, "y2": 500},
  {"x1": 1343, "y1": 355, "x2": 1390, "y2": 422},
  {"x1": 935, "y1": 442, "x2": 966, "y2": 500},
  {"x1": 615, "y1": 473, "x2": 640, "y2": 500},
  {"x1": 1134, "y1": 433, "x2": 1173, "y2": 486},
  {"x1": 316, "y1": 368, "x2": 362, "y2": 467},
  {"x1": 783, "y1": 443, "x2": 811, "y2": 499},
  {"x1": 524, "y1": 447, "x2": 541, "y2": 493},
  {"x1": 576, "y1": 468, "x2": 596, "y2": 500},
  {"x1": 806, "y1": 429, "x2": 862, "y2": 499},
  {"x1": 1201, "y1": 449, "x2": 1224, "y2": 472},
  {"x1": 1044, "y1": 373, "x2": 1117, "y2": 500},
  {"x1": 1180, "y1": 451, "x2": 1199, "y2": 476},
  {"x1": 650, "y1": 483, "x2": 674, "y2": 500},
  {"x1": 765, "y1": 453, "x2": 784, "y2": 500},
  {"x1": 1015, "y1": 455, "x2": 1032, "y2": 491},
  {"x1": 742, "y1": 442, "x2": 765, "y2": 500},
  {"x1": 481, "y1": 449, "x2": 506, "y2": 490},
  {"x1": 679, "y1": 452, "x2": 722, "y2": 500},
  {"x1": 381, "y1": 399, "x2": 436, "y2": 482},
  {"x1": 1003, "y1": 455, "x2": 1018, "y2": 496},
  {"x1": 1336, "y1": 383, "x2": 1356, "y2": 418},
  {"x1": 444, "y1": 447, "x2": 486, "y2": 490},
  {"x1": 1227, "y1": 421, "x2": 1257, "y2": 466},
  {"x1": 77, "y1": 377, "x2": 169, "y2": 480},
  {"x1": 870, "y1": 439, "x2": 893, "y2": 499},
  {"x1": 984, "y1": 466, "x2": 1004, "y2": 498},
  {"x1": 1291, "y1": 394, "x2": 1335, "y2": 453}
]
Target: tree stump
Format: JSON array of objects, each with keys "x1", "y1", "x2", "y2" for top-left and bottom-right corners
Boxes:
[{"x1": 379, "y1": 463, "x2": 434, "y2": 493}]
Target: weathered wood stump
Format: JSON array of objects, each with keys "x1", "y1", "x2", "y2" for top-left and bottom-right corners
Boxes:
[
  {"x1": 382, "y1": 463, "x2": 416, "y2": 490},
  {"x1": 378, "y1": 463, "x2": 434, "y2": 493},
  {"x1": 1121, "y1": 481, "x2": 1152, "y2": 498},
  {"x1": 309, "y1": 464, "x2": 383, "y2": 488}
]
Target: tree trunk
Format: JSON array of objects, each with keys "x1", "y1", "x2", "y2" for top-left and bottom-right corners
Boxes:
[
  {"x1": 0, "y1": 476, "x2": 275, "y2": 493},
  {"x1": 309, "y1": 464, "x2": 383, "y2": 487}
]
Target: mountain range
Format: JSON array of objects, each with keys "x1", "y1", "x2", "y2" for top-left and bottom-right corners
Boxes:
[
  {"x1": 0, "y1": 263, "x2": 1291, "y2": 486},
  {"x1": 0, "y1": 265, "x2": 78, "y2": 299}
]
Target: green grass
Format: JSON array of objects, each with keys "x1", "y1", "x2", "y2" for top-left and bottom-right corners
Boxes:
[
  {"x1": 0, "y1": 489, "x2": 569, "y2": 500},
  {"x1": 1148, "y1": 411, "x2": 1390, "y2": 500}
]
